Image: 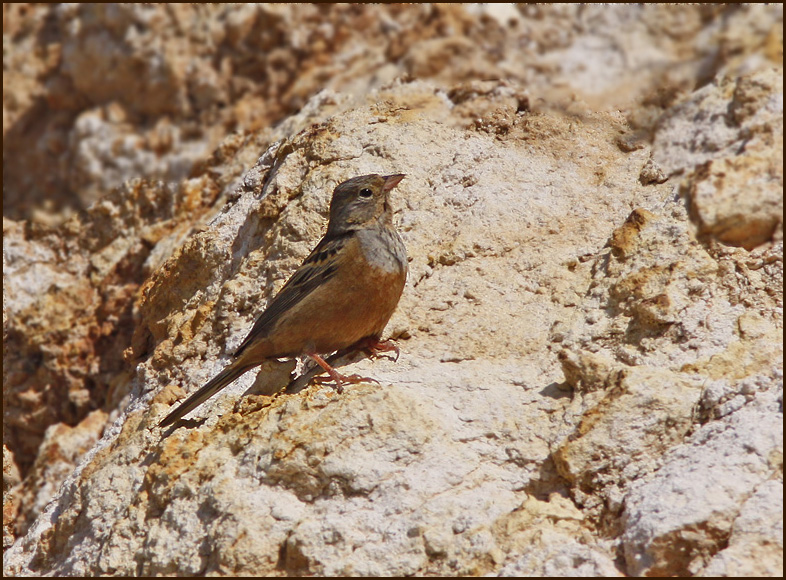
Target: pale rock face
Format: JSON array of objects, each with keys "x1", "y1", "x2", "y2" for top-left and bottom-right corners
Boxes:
[{"x1": 3, "y1": 4, "x2": 782, "y2": 577}]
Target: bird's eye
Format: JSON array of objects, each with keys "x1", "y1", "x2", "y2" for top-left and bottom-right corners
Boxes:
[{"x1": 359, "y1": 188, "x2": 373, "y2": 198}]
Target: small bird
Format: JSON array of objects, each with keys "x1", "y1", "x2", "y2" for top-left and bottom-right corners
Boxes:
[{"x1": 159, "y1": 174, "x2": 408, "y2": 427}]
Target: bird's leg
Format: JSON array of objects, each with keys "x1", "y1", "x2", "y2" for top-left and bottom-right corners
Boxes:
[
  {"x1": 287, "y1": 339, "x2": 400, "y2": 395},
  {"x1": 306, "y1": 352, "x2": 379, "y2": 392},
  {"x1": 350, "y1": 337, "x2": 400, "y2": 361}
]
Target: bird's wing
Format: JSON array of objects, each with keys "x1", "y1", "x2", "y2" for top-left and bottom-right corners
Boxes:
[{"x1": 233, "y1": 232, "x2": 352, "y2": 357}]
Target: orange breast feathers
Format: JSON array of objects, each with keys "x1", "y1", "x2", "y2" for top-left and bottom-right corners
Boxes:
[{"x1": 255, "y1": 231, "x2": 407, "y2": 357}]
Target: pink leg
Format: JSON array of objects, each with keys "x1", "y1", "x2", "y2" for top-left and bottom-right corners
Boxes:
[
  {"x1": 351, "y1": 337, "x2": 400, "y2": 361},
  {"x1": 306, "y1": 352, "x2": 378, "y2": 393}
]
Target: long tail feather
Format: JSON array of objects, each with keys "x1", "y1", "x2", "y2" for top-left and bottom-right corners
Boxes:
[{"x1": 159, "y1": 360, "x2": 256, "y2": 428}]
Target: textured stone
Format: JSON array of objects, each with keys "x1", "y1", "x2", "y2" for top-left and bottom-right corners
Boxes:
[
  {"x1": 699, "y1": 478, "x2": 783, "y2": 577},
  {"x1": 5, "y1": 4, "x2": 782, "y2": 224},
  {"x1": 12, "y1": 410, "x2": 107, "y2": 537},
  {"x1": 3, "y1": 4, "x2": 782, "y2": 577},
  {"x1": 621, "y1": 382, "x2": 782, "y2": 576}
]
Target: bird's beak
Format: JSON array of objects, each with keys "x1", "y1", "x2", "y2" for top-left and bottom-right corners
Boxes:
[{"x1": 382, "y1": 174, "x2": 406, "y2": 192}]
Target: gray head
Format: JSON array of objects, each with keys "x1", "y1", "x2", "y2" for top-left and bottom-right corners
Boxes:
[{"x1": 326, "y1": 174, "x2": 405, "y2": 236}]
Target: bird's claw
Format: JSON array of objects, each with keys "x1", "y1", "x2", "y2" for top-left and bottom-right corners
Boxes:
[{"x1": 361, "y1": 338, "x2": 400, "y2": 362}]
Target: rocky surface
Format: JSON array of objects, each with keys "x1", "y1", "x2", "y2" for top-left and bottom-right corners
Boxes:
[{"x1": 3, "y1": 3, "x2": 783, "y2": 577}]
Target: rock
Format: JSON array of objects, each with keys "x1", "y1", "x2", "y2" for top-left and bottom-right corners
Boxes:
[
  {"x1": 674, "y1": 68, "x2": 784, "y2": 250},
  {"x1": 3, "y1": 4, "x2": 782, "y2": 577},
  {"x1": 3, "y1": 446, "x2": 22, "y2": 548},
  {"x1": 12, "y1": 410, "x2": 107, "y2": 538},
  {"x1": 621, "y1": 382, "x2": 782, "y2": 576},
  {"x1": 699, "y1": 478, "x2": 783, "y2": 577}
]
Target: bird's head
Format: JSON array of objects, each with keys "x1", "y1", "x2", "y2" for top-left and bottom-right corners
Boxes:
[{"x1": 327, "y1": 174, "x2": 405, "y2": 235}]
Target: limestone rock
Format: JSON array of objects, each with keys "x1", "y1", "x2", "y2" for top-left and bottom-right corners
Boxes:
[
  {"x1": 3, "y1": 4, "x2": 782, "y2": 577},
  {"x1": 621, "y1": 382, "x2": 782, "y2": 576}
]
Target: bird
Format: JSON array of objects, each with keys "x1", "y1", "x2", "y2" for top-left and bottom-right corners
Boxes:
[{"x1": 159, "y1": 174, "x2": 408, "y2": 428}]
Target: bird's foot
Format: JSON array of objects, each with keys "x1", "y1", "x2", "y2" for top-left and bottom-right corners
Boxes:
[
  {"x1": 307, "y1": 352, "x2": 379, "y2": 393},
  {"x1": 352, "y1": 337, "x2": 400, "y2": 362}
]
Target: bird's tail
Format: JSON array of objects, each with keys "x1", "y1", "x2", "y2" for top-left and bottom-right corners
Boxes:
[{"x1": 159, "y1": 360, "x2": 256, "y2": 428}]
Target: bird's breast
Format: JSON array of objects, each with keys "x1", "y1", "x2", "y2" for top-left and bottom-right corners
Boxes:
[
  {"x1": 260, "y1": 229, "x2": 407, "y2": 356},
  {"x1": 356, "y1": 227, "x2": 408, "y2": 275}
]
